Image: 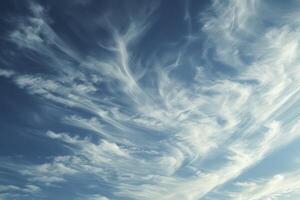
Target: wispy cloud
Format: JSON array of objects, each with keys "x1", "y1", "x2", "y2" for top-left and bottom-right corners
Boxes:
[
  {"x1": 227, "y1": 170, "x2": 300, "y2": 200},
  {"x1": 1, "y1": 0, "x2": 299, "y2": 199},
  {"x1": 0, "y1": 69, "x2": 14, "y2": 78}
]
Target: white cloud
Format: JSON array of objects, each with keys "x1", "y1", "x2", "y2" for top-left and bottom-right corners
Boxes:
[
  {"x1": 0, "y1": 69, "x2": 14, "y2": 78},
  {"x1": 86, "y1": 195, "x2": 110, "y2": 200},
  {"x1": 0, "y1": 184, "x2": 40, "y2": 193},
  {"x1": 227, "y1": 171, "x2": 300, "y2": 200},
  {"x1": 1, "y1": 0, "x2": 300, "y2": 199}
]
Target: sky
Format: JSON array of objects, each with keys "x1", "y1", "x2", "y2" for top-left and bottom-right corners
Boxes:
[{"x1": 0, "y1": 0, "x2": 300, "y2": 199}]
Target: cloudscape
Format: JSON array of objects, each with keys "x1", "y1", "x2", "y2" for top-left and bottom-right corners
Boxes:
[{"x1": 0, "y1": 0, "x2": 300, "y2": 199}]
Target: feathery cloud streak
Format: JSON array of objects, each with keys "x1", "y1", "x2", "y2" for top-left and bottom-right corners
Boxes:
[{"x1": 0, "y1": 0, "x2": 299, "y2": 199}]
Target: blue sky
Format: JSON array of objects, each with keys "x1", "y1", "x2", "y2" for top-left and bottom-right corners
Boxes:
[{"x1": 0, "y1": 0, "x2": 300, "y2": 199}]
